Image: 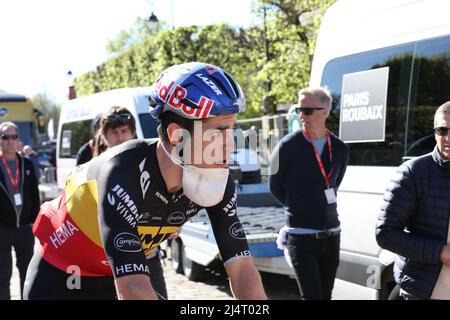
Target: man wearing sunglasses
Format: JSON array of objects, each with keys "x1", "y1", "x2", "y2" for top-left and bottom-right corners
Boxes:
[
  {"x1": 270, "y1": 87, "x2": 349, "y2": 300},
  {"x1": 377, "y1": 101, "x2": 450, "y2": 300},
  {"x1": 0, "y1": 122, "x2": 40, "y2": 300},
  {"x1": 93, "y1": 107, "x2": 136, "y2": 157}
]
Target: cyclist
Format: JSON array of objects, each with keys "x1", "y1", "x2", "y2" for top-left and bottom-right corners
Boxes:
[{"x1": 24, "y1": 62, "x2": 267, "y2": 300}]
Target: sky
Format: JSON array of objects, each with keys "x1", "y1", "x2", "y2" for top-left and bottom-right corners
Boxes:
[{"x1": 0, "y1": 0, "x2": 256, "y2": 104}]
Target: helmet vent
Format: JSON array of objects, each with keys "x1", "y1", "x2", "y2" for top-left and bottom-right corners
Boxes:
[
  {"x1": 209, "y1": 74, "x2": 232, "y2": 98},
  {"x1": 223, "y1": 72, "x2": 239, "y2": 99}
]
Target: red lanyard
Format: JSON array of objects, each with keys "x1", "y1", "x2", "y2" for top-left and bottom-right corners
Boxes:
[
  {"x1": 303, "y1": 129, "x2": 333, "y2": 188},
  {"x1": 1, "y1": 155, "x2": 19, "y2": 192}
]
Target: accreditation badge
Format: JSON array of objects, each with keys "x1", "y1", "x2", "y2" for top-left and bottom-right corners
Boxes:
[
  {"x1": 324, "y1": 188, "x2": 336, "y2": 204},
  {"x1": 14, "y1": 193, "x2": 22, "y2": 206}
]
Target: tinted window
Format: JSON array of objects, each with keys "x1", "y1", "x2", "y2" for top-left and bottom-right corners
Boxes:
[
  {"x1": 406, "y1": 36, "x2": 450, "y2": 157},
  {"x1": 138, "y1": 113, "x2": 159, "y2": 138},
  {"x1": 58, "y1": 120, "x2": 91, "y2": 159},
  {"x1": 15, "y1": 121, "x2": 35, "y2": 148},
  {"x1": 322, "y1": 44, "x2": 413, "y2": 166}
]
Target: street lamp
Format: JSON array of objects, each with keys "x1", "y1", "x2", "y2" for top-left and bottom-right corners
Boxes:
[
  {"x1": 146, "y1": 0, "x2": 174, "y2": 30},
  {"x1": 67, "y1": 70, "x2": 76, "y2": 100},
  {"x1": 148, "y1": 11, "x2": 159, "y2": 30}
]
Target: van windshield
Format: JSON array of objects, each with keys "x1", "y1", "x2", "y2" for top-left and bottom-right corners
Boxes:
[{"x1": 15, "y1": 121, "x2": 35, "y2": 148}]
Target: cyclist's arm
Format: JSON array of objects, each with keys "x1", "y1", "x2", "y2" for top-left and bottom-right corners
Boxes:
[
  {"x1": 206, "y1": 177, "x2": 267, "y2": 300},
  {"x1": 95, "y1": 157, "x2": 157, "y2": 300},
  {"x1": 224, "y1": 257, "x2": 267, "y2": 299},
  {"x1": 115, "y1": 275, "x2": 158, "y2": 300}
]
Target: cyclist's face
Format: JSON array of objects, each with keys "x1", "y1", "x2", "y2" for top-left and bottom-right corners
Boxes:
[
  {"x1": 104, "y1": 125, "x2": 134, "y2": 148},
  {"x1": 183, "y1": 114, "x2": 237, "y2": 168}
]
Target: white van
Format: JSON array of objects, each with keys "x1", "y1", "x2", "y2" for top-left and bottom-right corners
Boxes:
[
  {"x1": 56, "y1": 87, "x2": 159, "y2": 188},
  {"x1": 310, "y1": 0, "x2": 450, "y2": 299}
]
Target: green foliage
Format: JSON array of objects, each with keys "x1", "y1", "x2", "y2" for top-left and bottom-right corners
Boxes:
[
  {"x1": 74, "y1": 0, "x2": 336, "y2": 119},
  {"x1": 32, "y1": 92, "x2": 61, "y2": 136}
]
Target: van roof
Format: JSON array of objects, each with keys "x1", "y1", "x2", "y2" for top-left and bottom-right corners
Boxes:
[
  {"x1": 310, "y1": 0, "x2": 450, "y2": 86},
  {"x1": 0, "y1": 93, "x2": 29, "y2": 103},
  {"x1": 59, "y1": 86, "x2": 152, "y2": 123}
]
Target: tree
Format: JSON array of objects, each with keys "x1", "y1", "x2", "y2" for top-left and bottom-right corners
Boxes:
[
  {"x1": 32, "y1": 92, "x2": 61, "y2": 139},
  {"x1": 106, "y1": 16, "x2": 168, "y2": 56},
  {"x1": 74, "y1": 0, "x2": 336, "y2": 118},
  {"x1": 250, "y1": 0, "x2": 336, "y2": 114}
]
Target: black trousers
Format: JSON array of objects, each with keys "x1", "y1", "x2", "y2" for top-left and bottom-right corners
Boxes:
[
  {"x1": 24, "y1": 251, "x2": 168, "y2": 300},
  {"x1": 24, "y1": 252, "x2": 117, "y2": 300},
  {"x1": 0, "y1": 223, "x2": 35, "y2": 300},
  {"x1": 287, "y1": 233, "x2": 340, "y2": 300}
]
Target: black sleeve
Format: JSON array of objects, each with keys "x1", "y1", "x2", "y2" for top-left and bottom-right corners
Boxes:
[
  {"x1": 25, "y1": 158, "x2": 40, "y2": 222},
  {"x1": 269, "y1": 140, "x2": 288, "y2": 205},
  {"x1": 335, "y1": 143, "x2": 349, "y2": 190},
  {"x1": 376, "y1": 163, "x2": 444, "y2": 264},
  {"x1": 206, "y1": 176, "x2": 251, "y2": 265},
  {"x1": 95, "y1": 156, "x2": 150, "y2": 278}
]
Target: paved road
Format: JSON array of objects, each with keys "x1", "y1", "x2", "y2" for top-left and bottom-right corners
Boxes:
[{"x1": 162, "y1": 259, "x2": 301, "y2": 300}]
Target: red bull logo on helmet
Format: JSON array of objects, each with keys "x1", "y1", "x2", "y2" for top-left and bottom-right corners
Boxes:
[{"x1": 157, "y1": 81, "x2": 214, "y2": 119}]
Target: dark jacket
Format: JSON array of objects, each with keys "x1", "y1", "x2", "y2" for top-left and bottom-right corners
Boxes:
[
  {"x1": 0, "y1": 153, "x2": 40, "y2": 227},
  {"x1": 76, "y1": 141, "x2": 93, "y2": 166},
  {"x1": 376, "y1": 147, "x2": 450, "y2": 299},
  {"x1": 269, "y1": 130, "x2": 349, "y2": 230}
]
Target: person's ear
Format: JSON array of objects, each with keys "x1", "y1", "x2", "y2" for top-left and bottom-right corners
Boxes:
[{"x1": 167, "y1": 123, "x2": 184, "y2": 145}]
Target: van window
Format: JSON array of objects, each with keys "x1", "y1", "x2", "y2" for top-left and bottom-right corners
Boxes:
[
  {"x1": 59, "y1": 120, "x2": 92, "y2": 158},
  {"x1": 138, "y1": 113, "x2": 159, "y2": 138},
  {"x1": 321, "y1": 35, "x2": 450, "y2": 166},
  {"x1": 406, "y1": 35, "x2": 450, "y2": 157},
  {"x1": 15, "y1": 121, "x2": 35, "y2": 148},
  {"x1": 321, "y1": 44, "x2": 413, "y2": 166}
]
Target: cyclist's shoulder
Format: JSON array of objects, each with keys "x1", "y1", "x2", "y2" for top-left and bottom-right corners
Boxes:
[{"x1": 90, "y1": 138, "x2": 158, "y2": 172}]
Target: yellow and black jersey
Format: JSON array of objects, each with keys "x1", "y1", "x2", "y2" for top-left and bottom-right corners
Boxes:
[{"x1": 33, "y1": 139, "x2": 249, "y2": 278}]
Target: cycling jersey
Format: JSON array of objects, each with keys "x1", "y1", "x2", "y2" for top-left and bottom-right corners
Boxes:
[{"x1": 31, "y1": 139, "x2": 250, "y2": 280}]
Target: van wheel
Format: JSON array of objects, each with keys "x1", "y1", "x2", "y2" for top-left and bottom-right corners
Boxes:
[
  {"x1": 181, "y1": 244, "x2": 204, "y2": 281},
  {"x1": 388, "y1": 284, "x2": 402, "y2": 300},
  {"x1": 171, "y1": 240, "x2": 183, "y2": 274}
]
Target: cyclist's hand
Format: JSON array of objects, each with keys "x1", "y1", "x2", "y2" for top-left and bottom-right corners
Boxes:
[{"x1": 169, "y1": 229, "x2": 181, "y2": 240}]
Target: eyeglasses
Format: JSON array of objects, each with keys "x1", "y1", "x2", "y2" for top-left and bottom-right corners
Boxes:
[
  {"x1": 295, "y1": 107, "x2": 325, "y2": 116},
  {"x1": 0, "y1": 134, "x2": 19, "y2": 141},
  {"x1": 434, "y1": 127, "x2": 450, "y2": 136},
  {"x1": 106, "y1": 113, "x2": 132, "y2": 123}
]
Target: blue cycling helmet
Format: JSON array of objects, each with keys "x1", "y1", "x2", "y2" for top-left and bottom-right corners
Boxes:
[{"x1": 148, "y1": 62, "x2": 245, "y2": 119}]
